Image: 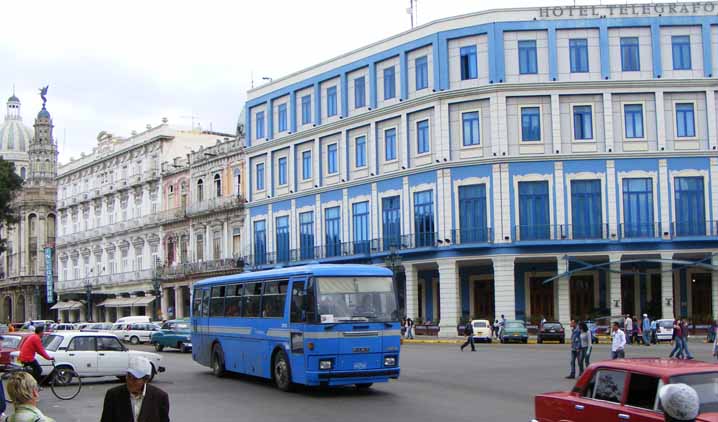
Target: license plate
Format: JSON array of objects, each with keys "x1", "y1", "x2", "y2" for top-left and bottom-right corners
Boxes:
[
  {"x1": 353, "y1": 361, "x2": 367, "y2": 370},
  {"x1": 352, "y1": 347, "x2": 369, "y2": 353},
  {"x1": 513, "y1": 333, "x2": 519, "y2": 336},
  {"x1": 549, "y1": 330, "x2": 556, "y2": 333}
]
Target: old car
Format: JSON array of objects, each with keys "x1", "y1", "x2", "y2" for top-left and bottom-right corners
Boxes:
[
  {"x1": 470, "y1": 319, "x2": 493, "y2": 343},
  {"x1": 500, "y1": 320, "x2": 528, "y2": 343},
  {"x1": 151, "y1": 319, "x2": 192, "y2": 352},
  {"x1": 0, "y1": 333, "x2": 34, "y2": 369},
  {"x1": 537, "y1": 322, "x2": 565, "y2": 344},
  {"x1": 532, "y1": 358, "x2": 718, "y2": 422}
]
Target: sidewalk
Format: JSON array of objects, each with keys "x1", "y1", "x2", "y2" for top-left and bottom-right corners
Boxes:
[{"x1": 401, "y1": 335, "x2": 711, "y2": 345}]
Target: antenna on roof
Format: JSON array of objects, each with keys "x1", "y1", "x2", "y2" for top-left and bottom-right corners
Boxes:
[{"x1": 407, "y1": 0, "x2": 415, "y2": 28}]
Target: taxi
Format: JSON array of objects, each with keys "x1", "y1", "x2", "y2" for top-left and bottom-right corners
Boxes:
[{"x1": 470, "y1": 319, "x2": 493, "y2": 343}]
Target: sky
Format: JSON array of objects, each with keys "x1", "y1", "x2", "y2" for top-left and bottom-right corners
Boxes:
[{"x1": 0, "y1": 0, "x2": 698, "y2": 163}]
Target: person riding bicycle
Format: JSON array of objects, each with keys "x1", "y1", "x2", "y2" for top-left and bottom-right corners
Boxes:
[{"x1": 18, "y1": 326, "x2": 54, "y2": 382}]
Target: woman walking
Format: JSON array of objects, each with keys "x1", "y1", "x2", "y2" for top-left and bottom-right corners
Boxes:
[{"x1": 579, "y1": 322, "x2": 592, "y2": 370}]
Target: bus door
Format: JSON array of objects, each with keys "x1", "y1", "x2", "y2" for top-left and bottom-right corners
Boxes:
[
  {"x1": 193, "y1": 287, "x2": 211, "y2": 366},
  {"x1": 288, "y1": 276, "x2": 309, "y2": 384}
]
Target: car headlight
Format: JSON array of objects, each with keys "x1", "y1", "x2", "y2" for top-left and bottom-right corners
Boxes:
[
  {"x1": 384, "y1": 356, "x2": 397, "y2": 367},
  {"x1": 319, "y1": 359, "x2": 333, "y2": 370}
]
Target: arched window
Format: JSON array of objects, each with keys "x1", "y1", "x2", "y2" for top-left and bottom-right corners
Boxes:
[
  {"x1": 20, "y1": 167, "x2": 25, "y2": 179},
  {"x1": 47, "y1": 214, "x2": 56, "y2": 244},
  {"x1": 197, "y1": 179, "x2": 204, "y2": 202},
  {"x1": 167, "y1": 184, "x2": 175, "y2": 206},
  {"x1": 180, "y1": 182, "x2": 187, "y2": 209},
  {"x1": 214, "y1": 174, "x2": 221, "y2": 197}
]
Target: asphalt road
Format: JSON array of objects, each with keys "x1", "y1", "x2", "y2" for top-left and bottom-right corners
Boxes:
[{"x1": 25, "y1": 341, "x2": 718, "y2": 422}]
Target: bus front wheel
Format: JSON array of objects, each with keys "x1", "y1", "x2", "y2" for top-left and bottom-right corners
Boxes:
[
  {"x1": 211, "y1": 345, "x2": 226, "y2": 378},
  {"x1": 273, "y1": 350, "x2": 293, "y2": 392}
]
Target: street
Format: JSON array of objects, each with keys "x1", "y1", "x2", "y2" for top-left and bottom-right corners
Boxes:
[{"x1": 26, "y1": 341, "x2": 717, "y2": 422}]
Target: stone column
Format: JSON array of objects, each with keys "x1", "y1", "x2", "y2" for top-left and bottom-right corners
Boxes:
[
  {"x1": 79, "y1": 305, "x2": 86, "y2": 322},
  {"x1": 609, "y1": 254, "x2": 622, "y2": 318},
  {"x1": 404, "y1": 265, "x2": 418, "y2": 320},
  {"x1": 556, "y1": 256, "x2": 570, "y2": 336},
  {"x1": 662, "y1": 253, "x2": 675, "y2": 320},
  {"x1": 438, "y1": 259, "x2": 460, "y2": 337},
  {"x1": 493, "y1": 255, "x2": 516, "y2": 320},
  {"x1": 161, "y1": 287, "x2": 170, "y2": 319},
  {"x1": 175, "y1": 286, "x2": 185, "y2": 319},
  {"x1": 92, "y1": 304, "x2": 100, "y2": 323},
  {"x1": 130, "y1": 295, "x2": 139, "y2": 316}
]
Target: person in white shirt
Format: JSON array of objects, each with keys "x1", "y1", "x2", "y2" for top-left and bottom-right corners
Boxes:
[
  {"x1": 611, "y1": 322, "x2": 626, "y2": 359},
  {"x1": 624, "y1": 315, "x2": 633, "y2": 345}
]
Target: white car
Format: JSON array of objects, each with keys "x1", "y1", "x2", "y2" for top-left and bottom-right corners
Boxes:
[
  {"x1": 121, "y1": 323, "x2": 161, "y2": 345},
  {"x1": 655, "y1": 318, "x2": 674, "y2": 342},
  {"x1": 14, "y1": 331, "x2": 165, "y2": 380},
  {"x1": 470, "y1": 319, "x2": 493, "y2": 343}
]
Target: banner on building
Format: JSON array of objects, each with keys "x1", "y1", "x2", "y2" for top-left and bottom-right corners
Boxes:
[{"x1": 45, "y1": 247, "x2": 54, "y2": 304}]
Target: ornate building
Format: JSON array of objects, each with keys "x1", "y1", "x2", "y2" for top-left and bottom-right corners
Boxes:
[{"x1": 0, "y1": 90, "x2": 58, "y2": 322}]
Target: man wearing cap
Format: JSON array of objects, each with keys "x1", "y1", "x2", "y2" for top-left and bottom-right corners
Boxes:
[
  {"x1": 659, "y1": 383, "x2": 700, "y2": 422},
  {"x1": 642, "y1": 314, "x2": 651, "y2": 346},
  {"x1": 100, "y1": 356, "x2": 169, "y2": 422}
]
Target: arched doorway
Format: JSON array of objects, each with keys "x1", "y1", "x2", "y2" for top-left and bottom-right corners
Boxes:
[
  {"x1": 16, "y1": 296, "x2": 25, "y2": 322},
  {"x1": 2, "y1": 296, "x2": 11, "y2": 322}
]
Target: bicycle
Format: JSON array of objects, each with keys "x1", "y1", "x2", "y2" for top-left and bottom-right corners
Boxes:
[{"x1": 1, "y1": 360, "x2": 82, "y2": 401}]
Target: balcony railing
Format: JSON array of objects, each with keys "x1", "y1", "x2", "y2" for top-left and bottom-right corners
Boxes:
[
  {"x1": 671, "y1": 221, "x2": 718, "y2": 238},
  {"x1": 618, "y1": 222, "x2": 662, "y2": 240},
  {"x1": 158, "y1": 258, "x2": 239, "y2": 279},
  {"x1": 156, "y1": 207, "x2": 186, "y2": 224},
  {"x1": 58, "y1": 269, "x2": 154, "y2": 291},
  {"x1": 186, "y1": 195, "x2": 244, "y2": 217},
  {"x1": 451, "y1": 228, "x2": 494, "y2": 245}
]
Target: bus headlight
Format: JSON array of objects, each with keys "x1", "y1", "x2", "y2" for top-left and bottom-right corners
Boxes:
[
  {"x1": 384, "y1": 356, "x2": 397, "y2": 367},
  {"x1": 319, "y1": 360, "x2": 333, "y2": 370}
]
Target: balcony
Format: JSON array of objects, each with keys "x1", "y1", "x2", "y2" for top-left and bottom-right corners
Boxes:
[
  {"x1": 57, "y1": 269, "x2": 154, "y2": 292},
  {"x1": 513, "y1": 224, "x2": 613, "y2": 242},
  {"x1": 451, "y1": 228, "x2": 494, "y2": 245},
  {"x1": 671, "y1": 221, "x2": 718, "y2": 238},
  {"x1": 156, "y1": 207, "x2": 186, "y2": 224},
  {"x1": 158, "y1": 258, "x2": 239, "y2": 280},
  {"x1": 186, "y1": 195, "x2": 244, "y2": 217}
]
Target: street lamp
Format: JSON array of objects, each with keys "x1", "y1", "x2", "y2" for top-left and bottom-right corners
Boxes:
[
  {"x1": 84, "y1": 280, "x2": 93, "y2": 323},
  {"x1": 152, "y1": 264, "x2": 162, "y2": 321}
]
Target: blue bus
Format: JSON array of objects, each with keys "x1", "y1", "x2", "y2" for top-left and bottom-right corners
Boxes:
[{"x1": 191, "y1": 264, "x2": 401, "y2": 391}]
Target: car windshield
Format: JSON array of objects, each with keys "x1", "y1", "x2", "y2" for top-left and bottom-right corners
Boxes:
[
  {"x1": 670, "y1": 373, "x2": 718, "y2": 414},
  {"x1": 42, "y1": 335, "x2": 63, "y2": 352},
  {"x1": 316, "y1": 276, "x2": 398, "y2": 323},
  {"x1": 659, "y1": 320, "x2": 673, "y2": 328},
  {"x1": 543, "y1": 323, "x2": 561, "y2": 330},
  {"x1": 175, "y1": 323, "x2": 190, "y2": 331},
  {"x1": 506, "y1": 322, "x2": 524, "y2": 329},
  {"x1": 1, "y1": 336, "x2": 21, "y2": 349},
  {"x1": 473, "y1": 321, "x2": 487, "y2": 328}
]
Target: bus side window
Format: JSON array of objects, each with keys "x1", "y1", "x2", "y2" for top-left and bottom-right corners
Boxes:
[
  {"x1": 305, "y1": 278, "x2": 317, "y2": 322},
  {"x1": 210, "y1": 286, "x2": 225, "y2": 317},
  {"x1": 192, "y1": 289, "x2": 202, "y2": 316},
  {"x1": 224, "y1": 284, "x2": 242, "y2": 317},
  {"x1": 201, "y1": 288, "x2": 211, "y2": 318},
  {"x1": 290, "y1": 282, "x2": 305, "y2": 322}
]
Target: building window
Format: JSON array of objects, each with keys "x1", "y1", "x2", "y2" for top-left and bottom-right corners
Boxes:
[
  {"x1": 620, "y1": 37, "x2": 640, "y2": 71},
  {"x1": 675, "y1": 103, "x2": 696, "y2": 138},
  {"x1": 299, "y1": 211, "x2": 314, "y2": 260},
  {"x1": 197, "y1": 179, "x2": 204, "y2": 202},
  {"x1": 569, "y1": 38, "x2": 589, "y2": 73},
  {"x1": 383, "y1": 66, "x2": 396, "y2": 100},
  {"x1": 352, "y1": 202, "x2": 370, "y2": 254},
  {"x1": 518, "y1": 181, "x2": 550, "y2": 240},
  {"x1": 573, "y1": 105, "x2": 593, "y2": 140},
  {"x1": 622, "y1": 178, "x2": 654, "y2": 238},
  {"x1": 255, "y1": 111, "x2": 265, "y2": 139},
  {"x1": 571, "y1": 180, "x2": 602, "y2": 239},
  {"x1": 327, "y1": 86, "x2": 337, "y2": 117},
  {"x1": 277, "y1": 103, "x2": 287, "y2": 132},
  {"x1": 235, "y1": 174, "x2": 241, "y2": 196},
  {"x1": 460, "y1": 46, "x2": 478, "y2": 80},
  {"x1": 253, "y1": 221, "x2": 266, "y2": 265},
  {"x1": 461, "y1": 112, "x2": 480, "y2": 146},
  {"x1": 415, "y1": 56, "x2": 428, "y2": 90},
  {"x1": 413, "y1": 190, "x2": 435, "y2": 247},
  {"x1": 385, "y1": 128, "x2": 397, "y2": 161},
  {"x1": 458, "y1": 185, "x2": 487, "y2": 243},
  {"x1": 256, "y1": 163, "x2": 265, "y2": 191},
  {"x1": 277, "y1": 157, "x2": 287, "y2": 186},
  {"x1": 355, "y1": 136, "x2": 366, "y2": 167},
  {"x1": 301, "y1": 95, "x2": 311, "y2": 125},
  {"x1": 327, "y1": 144, "x2": 338, "y2": 174},
  {"x1": 212, "y1": 231, "x2": 221, "y2": 260},
  {"x1": 417, "y1": 120, "x2": 430, "y2": 154},
  {"x1": 521, "y1": 107, "x2": 541, "y2": 142},
  {"x1": 382, "y1": 196, "x2": 401, "y2": 250},
  {"x1": 324, "y1": 207, "x2": 341, "y2": 257},
  {"x1": 624, "y1": 104, "x2": 644, "y2": 139},
  {"x1": 214, "y1": 174, "x2": 221, "y2": 197},
  {"x1": 354, "y1": 77, "x2": 366, "y2": 109},
  {"x1": 196, "y1": 234, "x2": 204, "y2": 261},
  {"x1": 20, "y1": 167, "x2": 25, "y2": 179},
  {"x1": 518, "y1": 40, "x2": 538, "y2": 74},
  {"x1": 275, "y1": 216, "x2": 289, "y2": 263},
  {"x1": 302, "y1": 150, "x2": 312, "y2": 180},
  {"x1": 672, "y1": 35, "x2": 691, "y2": 70},
  {"x1": 674, "y1": 176, "x2": 705, "y2": 236}
]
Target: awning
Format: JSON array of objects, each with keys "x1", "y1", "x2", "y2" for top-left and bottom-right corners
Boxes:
[
  {"x1": 132, "y1": 296, "x2": 156, "y2": 306},
  {"x1": 50, "y1": 300, "x2": 84, "y2": 311},
  {"x1": 97, "y1": 296, "x2": 156, "y2": 308}
]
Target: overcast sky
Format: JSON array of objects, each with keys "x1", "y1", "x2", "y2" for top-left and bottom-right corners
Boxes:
[{"x1": 0, "y1": 0, "x2": 697, "y2": 163}]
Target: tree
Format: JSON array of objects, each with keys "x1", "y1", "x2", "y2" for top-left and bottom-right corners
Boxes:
[{"x1": 0, "y1": 158, "x2": 24, "y2": 254}]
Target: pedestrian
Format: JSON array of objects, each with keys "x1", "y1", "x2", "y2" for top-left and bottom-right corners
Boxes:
[
  {"x1": 651, "y1": 319, "x2": 658, "y2": 344},
  {"x1": 540, "y1": 315, "x2": 546, "y2": 330},
  {"x1": 658, "y1": 383, "x2": 700, "y2": 422},
  {"x1": 460, "y1": 320, "x2": 476, "y2": 352},
  {"x1": 579, "y1": 322, "x2": 592, "y2": 370},
  {"x1": 405, "y1": 317, "x2": 414, "y2": 339},
  {"x1": 710, "y1": 320, "x2": 718, "y2": 344},
  {"x1": 18, "y1": 326, "x2": 54, "y2": 382},
  {"x1": 493, "y1": 319, "x2": 500, "y2": 338},
  {"x1": 100, "y1": 356, "x2": 170, "y2": 422},
  {"x1": 642, "y1": 314, "x2": 651, "y2": 346},
  {"x1": 670, "y1": 320, "x2": 684, "y2": 359},
  {"x1": 625, "y1": 315, "x2": 633, "y2": 345},
  {"x1": 713, "y1": 327, "x2": 718, "y2": 361},
  {"x1": 499, "y1": 314, "x2": 506, "y2": 338},
  {"x1": 566, "y1": 320, "x2": 583, "y2": 379},
  {"x1": 632, "y1": 320, "x2": 640, "y2": 345},
  {"x1": 5, "y1": 371, "x2": 54, "y2": 422},
  {"x1": 611, "y1": 321, "x2": 626, "y2": 359},
  {"x1": 681, "y1": 319, "x2": 694, "y2": 360},
  {"x1": 400, "y1": 318, "x2": 406, "y2": 338}
]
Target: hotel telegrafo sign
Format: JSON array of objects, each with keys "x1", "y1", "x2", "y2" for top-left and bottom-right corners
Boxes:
[{"x1": 539, "y1": 2, "x2": 717, "y2": 19}]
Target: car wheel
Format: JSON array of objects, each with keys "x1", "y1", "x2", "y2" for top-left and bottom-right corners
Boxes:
[
  {"x1": 130, "y1": 336, "x2": 140, "y2": 345},
  {"x1": 523, "y1": 339, "x2": 528, "y2": 344},
  {"x1": 179, "y1": 343, "x2": 188, "y2": 353},
  {"x1": 273, "y1": 349, "x2": 293, "y2": 392},
  {"x1": 154, "y1": 343, "x2": 164, "y2": 352},
  {"x1": 211, "y1": 345, "x2": 226, "y2": 378}
]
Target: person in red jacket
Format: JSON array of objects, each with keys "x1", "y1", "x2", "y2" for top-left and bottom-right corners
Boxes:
[{"x1": 19, "y1": 326, "x2": 54, "y2": 382}]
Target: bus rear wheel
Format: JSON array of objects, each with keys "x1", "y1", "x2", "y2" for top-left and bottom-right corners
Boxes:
[
  {"x1": 211, "y1": 345, "x2": 226, "y2": 378},
  {"x1": 273, "y1": 350, "x2": 293, "y2": 392}
]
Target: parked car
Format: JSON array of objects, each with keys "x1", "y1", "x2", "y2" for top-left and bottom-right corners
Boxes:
[
  {"x1": 469, "y1": 319, "x2": 493, "y2": 343},
  {"x1": 655, "y1": 318, "x2": 674, "y2": 342},
  {"x1": 121, "y1": 323, "x2": 160, "y2": 345},
  {"x1": 83, "y1": 322, "x2": 113, "y2": 331},
  {"x1": 0, "y1": 333, "x2": 34, "y2": 369},
  {"x1": 110, "y1": 323, "x2": 130, "y2": 339},
  {"x1": 151, "y1": 319, "x2": 192, "y2": 352},
  {"x1": 114, "y1": 316, "x2": 151, "y2": 325},
  {"x1": 500, "y1": 320, "x2": 528, "y2": 343},
  {"x1": 21, "y1": 320, "x2": 55, "y2": 330},
  {"x1": 532, "y1": 358, "x2": 718, "y2": 422},
  {"x1": 10, "y1": 331, "x2": 165, "y2": 381},
  {"x1": 52, "y1": 323, "x2": 77, "y2": 331},
  {"x1": 537, "y1": 322, "x2": 565, "y2": 344}
]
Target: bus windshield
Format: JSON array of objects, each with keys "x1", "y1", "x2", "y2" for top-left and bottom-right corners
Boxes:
[{"x1": 316, "y1": 276, "x2": 398, "y2": 323}]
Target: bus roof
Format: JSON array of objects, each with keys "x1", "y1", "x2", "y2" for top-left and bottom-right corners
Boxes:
[{"x1": 193, "y1": 264, "x2": 393, "y2": 288}]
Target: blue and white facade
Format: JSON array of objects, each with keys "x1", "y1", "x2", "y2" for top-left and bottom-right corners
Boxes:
[{"x1": 243, "y1": 3, "x2": 718, "y2": 336}]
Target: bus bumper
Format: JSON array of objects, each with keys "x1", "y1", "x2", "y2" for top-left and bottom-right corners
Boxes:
[{"x1": 306, "y1": 368, "x2": 400, "y2": 386}]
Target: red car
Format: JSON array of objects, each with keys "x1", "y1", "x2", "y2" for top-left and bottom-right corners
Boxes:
[
  {"x1": 533, "y1": 358, "x2": 718, "y2": 422},
  {"x1": 0, "y1": 332, "x2": 35, "y2": 369}
]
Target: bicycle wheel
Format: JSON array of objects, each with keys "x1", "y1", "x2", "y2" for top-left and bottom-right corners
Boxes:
[{"x1": 49, "y1": 367, "x2": 82, "y2": 400}]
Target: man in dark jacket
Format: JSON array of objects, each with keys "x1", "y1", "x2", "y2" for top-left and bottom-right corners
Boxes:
[
  {"x1": 100, "y1": 356, "x2": 170, "y2": 422},
  {"x1": 460, "y1": 320, "x2": 476, "y2": 352},
  {"x1": 566, "y1": 320, "x2": 583, "y2": 379}
]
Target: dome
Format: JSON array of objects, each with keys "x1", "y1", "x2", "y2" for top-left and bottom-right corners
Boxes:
[
  {"x1": 0, "y1": 94, "x2": 32, "y2": 154},
  {"x1": 37, "y1": 107, "x2": 50, "y2": 119},
  {"x1": 7, "y1": 95, "x2": 19, "y2": 103}
]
